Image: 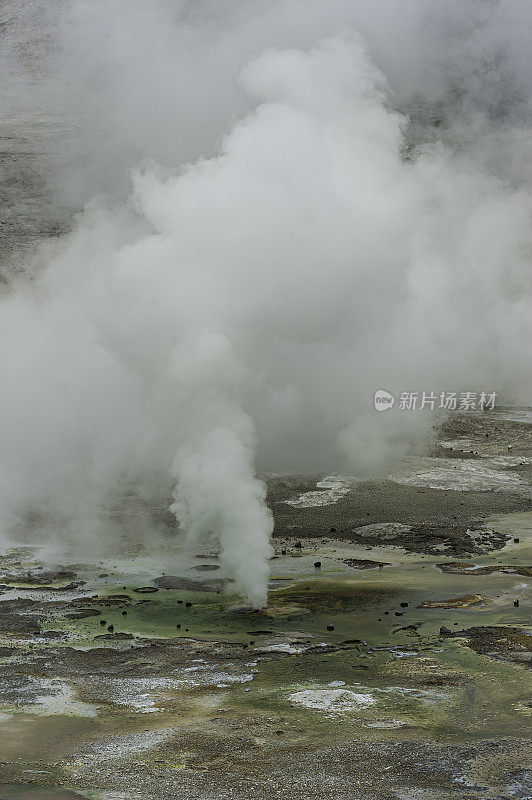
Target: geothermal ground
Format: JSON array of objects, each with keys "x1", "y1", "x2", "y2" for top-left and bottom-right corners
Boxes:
[{"x1": 0, "y1": 410, "x2": 530, "y2": 800}]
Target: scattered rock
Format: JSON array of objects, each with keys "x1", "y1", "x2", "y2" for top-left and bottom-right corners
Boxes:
[{"x1": 342, "y1": 558, "x2": 390, "y2": 570}]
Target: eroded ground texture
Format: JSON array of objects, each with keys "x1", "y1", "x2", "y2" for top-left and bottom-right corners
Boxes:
[{"x1": 0, "y1": 410, "x2": 530, "y2": 800}]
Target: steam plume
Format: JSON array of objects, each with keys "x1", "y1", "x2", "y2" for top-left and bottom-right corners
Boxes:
[{"x1": 0, "y1": 1, "x2": 531, "y2": 606}]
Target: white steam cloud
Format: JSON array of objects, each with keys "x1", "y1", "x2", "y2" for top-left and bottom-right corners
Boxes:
[{"x1": 1, "y1": 1, "x2": 531, "y2": 607}]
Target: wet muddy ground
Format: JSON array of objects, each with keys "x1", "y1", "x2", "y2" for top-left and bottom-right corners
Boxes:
[{"x1": 0, "y1": 411, "x2": 530, "y2": 799}]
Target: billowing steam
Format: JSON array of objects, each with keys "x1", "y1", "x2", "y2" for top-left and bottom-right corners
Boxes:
[{"x1": 1, "y1": 1, "x2": 531, "y2": 607}]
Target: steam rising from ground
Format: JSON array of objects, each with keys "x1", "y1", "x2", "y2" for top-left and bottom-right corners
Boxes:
[{"x1": 1, "y1": 1, "x2": 531, "y2": 606}]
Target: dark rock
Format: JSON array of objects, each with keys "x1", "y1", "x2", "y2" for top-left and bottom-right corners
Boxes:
[
  {"x1": 326, "y1": 625, "x2": 335, "y2": 631},
  {"x1": 133, "y1": 586, "x2": 159, "y2": 593},
  {"x1": 247, "y1": 630, "x2": 274, "y2": 636},
  {"x1": 41, "y1": 630, "x2": 65, "y2": 639},
  {"x1": 392, "y1": 624, "x2": 421, "y2": 635},
  {"x1": 0, "y1": 613, "x2": 42, "y2": 635},
  {"x1": 65, "y1": 608, "x2": 101, "y2": 619},
  {"x1": 314, "y1": 561, "x2": 322, "y2": 569},
  {"x1": 90, "y1": 594, "x2": 132, "y2": 607},
  {"x1": 342, "y1": 558, "x2": 390, "y2": 570}
]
